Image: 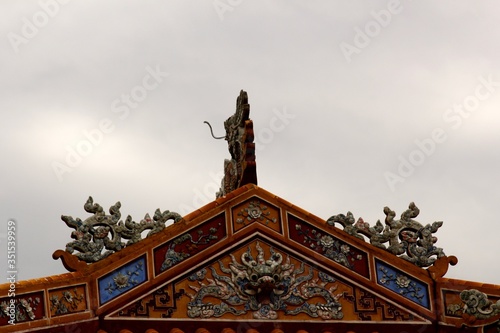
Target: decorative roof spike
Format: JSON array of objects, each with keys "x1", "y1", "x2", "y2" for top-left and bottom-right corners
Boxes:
[
  {"x1": 327, "y1": 202, "x2": 448, "y2": 268},
  {"x1": 60, "y1": 196, "x2": 182, "y2": 264},
  {"x1": 215, "y1": 90, "x2": 257, "y2": 198}
]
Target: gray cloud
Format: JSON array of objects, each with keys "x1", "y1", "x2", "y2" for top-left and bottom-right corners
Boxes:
[{"x1": 1, "y1": 1, "x2": 499, "y2": 284}]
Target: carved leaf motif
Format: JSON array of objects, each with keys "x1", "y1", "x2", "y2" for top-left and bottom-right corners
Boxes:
[
  {"x1": 327, "y1": 202, "x2": 447, "y2": 268},
  {"x1": 61, "y1": 197, "x2": 182, "y2": 263}
]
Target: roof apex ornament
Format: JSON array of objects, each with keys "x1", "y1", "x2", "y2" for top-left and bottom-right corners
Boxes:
[
  {"x1": 56, "y1": 196, "x2": 182, "y2": 266},
  {"x1": 327, "y1": 202, "x2": 453, "y2": 268},
  {"x1": 213, "y1": 90, "x2": 257, "y2": 198}
]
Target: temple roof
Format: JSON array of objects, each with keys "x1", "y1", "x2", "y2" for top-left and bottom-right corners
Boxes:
[{"x1": 1, "y1": 91, "x2": 499, "y2": 333}]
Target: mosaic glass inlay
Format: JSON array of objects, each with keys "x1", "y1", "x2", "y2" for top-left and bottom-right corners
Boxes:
[
  {"x1": 375, "y1": 259, "x2": 430, "y2": 309},
  {"x1": 153, "y1": 212, "x2": 226, "y2": 276},
  {"x1": 98, "y1": 255, "x2": 147, "y2": 305},
  {"x1": 288, "y1": 214, "x2": 369, "y2": 278}
]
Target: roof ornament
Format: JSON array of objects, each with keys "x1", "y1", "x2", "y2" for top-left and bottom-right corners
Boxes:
[
  {"x1": 56, "y1": 196, "x2": 182, "y2": 265},
  {"x1": 214, "y1": 90, "x2": 257, "y2": 198},
  {"x1": 203, "y1": 121, "x2": 225, "y2": 140},
  {"x1": 186, "y1": 242, "x2": 343, "y2": 320},
  {"x1": 460, "y1": 289, "x2": 500, "y2": 321},
  {"x1": 327, "y1": 202, "x2": 452, "y2": 268}
]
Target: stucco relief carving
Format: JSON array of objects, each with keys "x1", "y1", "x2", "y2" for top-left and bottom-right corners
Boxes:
[{"x1": 328, "y1": 202, "x2": 446, "y2": 267}]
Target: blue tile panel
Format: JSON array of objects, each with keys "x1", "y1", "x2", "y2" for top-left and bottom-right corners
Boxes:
[
  {"x1": 375, "y1": 259, "x2": 430, "y2": 309},
  {"x1": 98, "y1": 255, "x2": 147, "y2": 305}
]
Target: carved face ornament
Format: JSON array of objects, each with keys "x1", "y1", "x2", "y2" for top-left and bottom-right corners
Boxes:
[{"x1": 240, "y1": 243, "x2": 284, "y2": 296}]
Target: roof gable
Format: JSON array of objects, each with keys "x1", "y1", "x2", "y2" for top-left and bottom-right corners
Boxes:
[
  {"x1": 3, "y1": 184, "x2": 500, "y2": 332},
  {"x1": 2, "y1": 184, "x2": 500, "y2": 333},
  {"x1": 68, "y1": 185, "x2": 439, "y2": 331},
  {"x1": 107, "y1": 234, "x2": 430, "y2": 324},
  {"x1": 2, "y1": 90, "x2": 500, "y2": 333}
]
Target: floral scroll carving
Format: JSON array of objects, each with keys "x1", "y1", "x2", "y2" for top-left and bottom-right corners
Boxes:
[
  {"x1": 61, "y1": 196, "x2": 182, "y2": 263},
  {"x1": 160, "y1": 226, "x2": 220, "y2": 272},
  {"x1": 327, "y1": 202, "x2": 446, "y2": 267},
  {"x1": 49, "y1": 288, "x2": 85, "y2": 316},
  {"x1": 377, "y1": 266, "x2": 426, "y2": 305},
  {"x1": 295, "y1": 223, "x2": 363, "y2": 269},
  {"x1": 236, "y1": 200, "x2": 277, "y2": 226},
  {"x1": 105, "y1": 261, "x2": 144, "y2": 295},
  {"x1": 98, "y1": 256, "x2": 148, "y2": 305},
  {"x1": 1, "y1": 296, "x2": 42, "y2": 323}
]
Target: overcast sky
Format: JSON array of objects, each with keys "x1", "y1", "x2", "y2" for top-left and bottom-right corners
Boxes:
[{"x1": 1, "y1": 1, "x2": 499, "y2": 285}]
